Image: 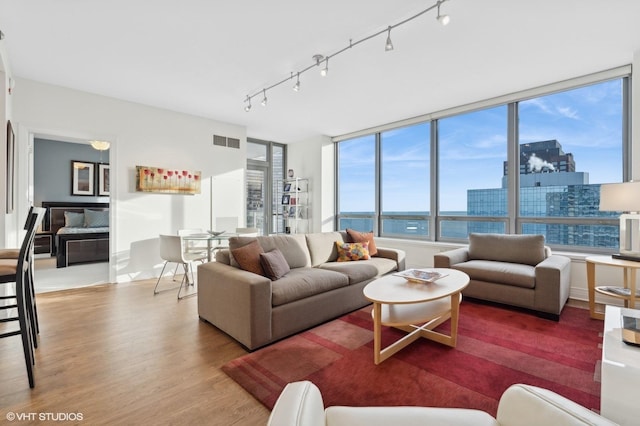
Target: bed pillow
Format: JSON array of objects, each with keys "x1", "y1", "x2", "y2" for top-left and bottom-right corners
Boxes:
[
  {"x1": 335, "y1": 241, "x2": 370, "y2": 262},
  {"x1": 260, "y1": 249, "x2": 290, "y2": 280},
  {"x1": 84, "y1": 209, "x2": 109, "y2": 227},
  {"x1": 64, "y1": 211, "x2": 85, "y2": 228}
]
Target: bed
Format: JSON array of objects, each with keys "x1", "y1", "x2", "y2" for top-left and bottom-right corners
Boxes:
[{"x1": 41, "y1": 202, "x2": 109, "y2": 268}]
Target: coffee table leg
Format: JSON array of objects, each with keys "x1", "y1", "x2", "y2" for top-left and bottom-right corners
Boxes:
[
  {"x1": 449, "y1": 293, "x2": 460, "y2": 347},
  {"x1": 373, "y1": 302, "x2": 382, "y2": 365}
]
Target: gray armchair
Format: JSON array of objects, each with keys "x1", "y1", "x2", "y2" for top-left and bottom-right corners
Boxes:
[{"x1": 434, "y1": 233, "x2": 571, "y2": 320}]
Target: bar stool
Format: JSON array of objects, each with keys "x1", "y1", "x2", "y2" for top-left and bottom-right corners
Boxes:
[{"x1": 0, "y1": 209, "x2": 43, "y2": 388}]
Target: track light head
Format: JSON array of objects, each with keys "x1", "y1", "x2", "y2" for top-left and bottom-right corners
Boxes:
[
  {"x1": 244, "y1": 96, "x2": 252, "y2": 112},
  {"x1": 436, "y1": 1, "x2": 450, "y2": 26},
  {"x1": 385, "y1": 26, "x2": 394, "y2": 51},
  {"x1": 261, "y1": 90, "x2": 267, "y2": 106},
  {"x1": 293, "y1": 73, "x2": 300, "y2": 92},
  {"x1": 320, "y1": 58, "x2": 329, "y2": 77}
]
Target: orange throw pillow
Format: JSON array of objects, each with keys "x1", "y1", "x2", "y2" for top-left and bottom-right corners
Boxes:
[
  {"x1": 230, "y1": 239, "x2": 265, "y2": 276},
  {"x1": 346, "y1": 229, "x2": 378, "y2": 256}
]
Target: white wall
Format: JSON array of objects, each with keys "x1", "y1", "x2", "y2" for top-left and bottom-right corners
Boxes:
[
  {"x1": 12, "y1": 78, "x2": 246, "y2": 283},
  {"x1": 287, "y1": 135, "x2": 332, "y2": 233},
  {"x1": 0, "y1": 38, "x2": 18, "y2": 249}
]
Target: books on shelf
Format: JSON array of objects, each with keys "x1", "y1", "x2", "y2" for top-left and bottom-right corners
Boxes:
[
  {"x1": 393, "y1": 268, "x2": 448, "y2": 284},
  {"x1": 599, "y1": 286, "x2": 640, "y2": 297}
]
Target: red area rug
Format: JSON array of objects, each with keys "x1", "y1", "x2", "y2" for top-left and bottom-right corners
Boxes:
[{"x1": 222, "y1": 302, "x2": 603, "y2": 416}]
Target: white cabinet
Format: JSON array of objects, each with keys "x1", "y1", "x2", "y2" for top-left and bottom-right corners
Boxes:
[
  {"x1": 601, "y1": 305, "x2": 640, "y2": 425},
  {"x1": 276, "y1": 177, "x2": 310, "y2": 234}
]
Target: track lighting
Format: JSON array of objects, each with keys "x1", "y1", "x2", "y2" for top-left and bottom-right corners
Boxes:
[
  {"x1": 320, "y1": 58, "x2": 329, "y2": 77},
  {"x1": 293, "y1": 72, "x2": 300, "y2": 92},
  {"x1": 242, "y1": 0, "x2": 452, "y2": 111},
  {"x1": 385, "y1": 26, "x2": 394, "y2": 51},
  {"x1": 437, "y1": 1, "x2": 450, "y2": 26}
]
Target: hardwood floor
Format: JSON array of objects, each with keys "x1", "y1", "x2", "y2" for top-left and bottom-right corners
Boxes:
[{"x1": 0, "y1": 279, "x2": 270, "y2": 425}]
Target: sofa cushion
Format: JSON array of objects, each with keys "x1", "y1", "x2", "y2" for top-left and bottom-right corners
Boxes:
[
  {"x1": 260, "y1": 249, "x2": 291, "y2": 280},
  {"x1": 257, "y1": 234, "x2": 311, "y2": 268},
  {"x1": 346, "y1": 229, "x2": 378, "y2": 256},
  {"x1": 453, "y1": 260, "x2": 536, "y2": 289},
  {"x1": 336, "y1": 241, "x2": 370, "y2": 261},
  {"x1": 468, "y1": 233, "x2": 546, "y2": 266},
  {"x1": 271, "y1": 268, "x2": 349, "y2": 306},
  {"x1": 367, "y1": 257, "x2": 400, "y2": 276},
  {"x1": 230, "y1": 239, "x2": 265, "y2": 276},
  {"x1": 306, "y1": 232, "x2": 346, "y2": 266},
  {"x1": 318, "y1": 261, "x2": 378, "y2": 285}
]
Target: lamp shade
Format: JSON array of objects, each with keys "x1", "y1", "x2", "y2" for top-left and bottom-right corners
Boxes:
[{"x1": 599, "y1": 182, "x2": 640, "y2": 212}]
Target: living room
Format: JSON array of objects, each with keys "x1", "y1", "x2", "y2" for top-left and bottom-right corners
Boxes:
[{"x1": 1, "y1": 1, "x2": 640, "y2": 424}]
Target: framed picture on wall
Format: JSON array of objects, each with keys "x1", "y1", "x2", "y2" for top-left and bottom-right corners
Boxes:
[
  {"x1": 6, "y1": 120, "x2": 15, "y2": 213},
  {"x1": 97, "y1": 163, "x2": 110, "y2": 196},
  {"x1": 71, "y1": 160, "x2": 95, "y2": 196}
]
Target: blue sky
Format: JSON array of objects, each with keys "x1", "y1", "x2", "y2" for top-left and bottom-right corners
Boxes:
[{"x1": 339, "y1": 79, "x2": 623, "y2": 212}]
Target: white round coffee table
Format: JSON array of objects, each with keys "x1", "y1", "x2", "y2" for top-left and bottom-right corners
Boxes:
[{"x1": 363, "y1": 268, "x2": 469, "y2": 364}]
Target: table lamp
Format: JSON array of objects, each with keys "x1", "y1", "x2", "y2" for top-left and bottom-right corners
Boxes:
[{"x1": 599, "y1": 181, "x2": 640, "y2": 261}]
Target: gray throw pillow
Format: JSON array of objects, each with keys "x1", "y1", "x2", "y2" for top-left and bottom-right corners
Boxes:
[{"x1": 260, "y1": 248, "x2": 290, "y2": 280}]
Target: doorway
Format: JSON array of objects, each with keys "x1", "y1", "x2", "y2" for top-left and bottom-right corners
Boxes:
[{"x1": 31, "y1": 135, "x2": 112, "y2": 292}]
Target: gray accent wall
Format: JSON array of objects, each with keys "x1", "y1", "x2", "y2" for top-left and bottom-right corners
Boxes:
[{"x1": 34, "y1": 138, "x2": 110, "y2": 206}]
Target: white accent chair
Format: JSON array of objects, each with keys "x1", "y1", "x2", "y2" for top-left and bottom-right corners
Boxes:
[
  {"x1": 267, "y1": 381, "x2": 617, "y2": 426},
  {"x1": 154, "y1": 234, "x2": 207, "y2": 299}
]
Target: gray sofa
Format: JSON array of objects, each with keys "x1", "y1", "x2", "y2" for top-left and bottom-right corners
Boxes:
[
  {"x1": 197, "y1": 231, "x2": 406, "y2": 350},
  {"x1": 434, "y1": 233, "x2": 571, "y2": 320}
]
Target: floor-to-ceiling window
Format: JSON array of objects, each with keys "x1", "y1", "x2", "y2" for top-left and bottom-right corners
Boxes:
[
  {"x1": 380, "y1": 123, "x2": 430, "y2": 238},
  {"x1": 337, "y1": 135, "x2": 376, "y2": 232},
  {"x1": 335, "y1": 68, "x2": 629, "y2": 253},
  {"x1": 247, "y1": 138, "x2": 285, "y2": 235},
  {"x1": 438, "y1": 106, "x2": 508, "y2": 239}
]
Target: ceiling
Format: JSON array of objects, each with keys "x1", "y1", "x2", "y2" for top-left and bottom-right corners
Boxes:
[{"x1": 1, "y1": 0, "x2": 639, "y2": 144}]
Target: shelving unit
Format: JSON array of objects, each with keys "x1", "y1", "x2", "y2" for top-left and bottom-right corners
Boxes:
[{"x1": 276, "y1": 177, "x2": 310, "y2": 234}]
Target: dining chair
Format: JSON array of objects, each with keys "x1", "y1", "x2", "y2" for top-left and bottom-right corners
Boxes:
[
  {"x1": 0, "y1": 207, "x2": 44, "y2": 388},
  {"x1": 154, "y1": 234, "x2": 207, "y2": 299},
  {"x1": 175, "y1": 228, "x2": 208, "y2": 278}
]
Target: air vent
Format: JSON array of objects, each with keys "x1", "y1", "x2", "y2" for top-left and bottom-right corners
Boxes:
[{"x1": 213, "y1": 135, "x2": 241, "y2": 149}]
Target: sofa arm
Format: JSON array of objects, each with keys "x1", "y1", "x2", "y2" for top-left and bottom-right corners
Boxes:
[
  {"x1": 497, "y1": 384, "x2": 617, "y2": 426},
  {"x1": 534, "y1": 255, "x2": 571, "y2": 315},
  {"x1": 268, "y1": 381, "x2": 326, "y2": 426},
  {"x1": 434, "y1": 247, "x2": 469, "y2": 268},
  {"x1": 197, "y1": 261, "x2": 273, "y2": 350},
  {"x1": 376, "y1": 247, "x2": 406, "y2": 271}
]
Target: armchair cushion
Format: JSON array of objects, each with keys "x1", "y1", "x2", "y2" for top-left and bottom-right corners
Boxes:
[{"x1": 468, "y1": 233, "x2": 545, "y2": 266}]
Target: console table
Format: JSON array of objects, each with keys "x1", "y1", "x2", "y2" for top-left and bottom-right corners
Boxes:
[
  {"x1": 600, "y1": 305, "x2": 640, "y2": 425},
  {"x1": 585, "y1": 255, "x2": 639, "y2": 320}
]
